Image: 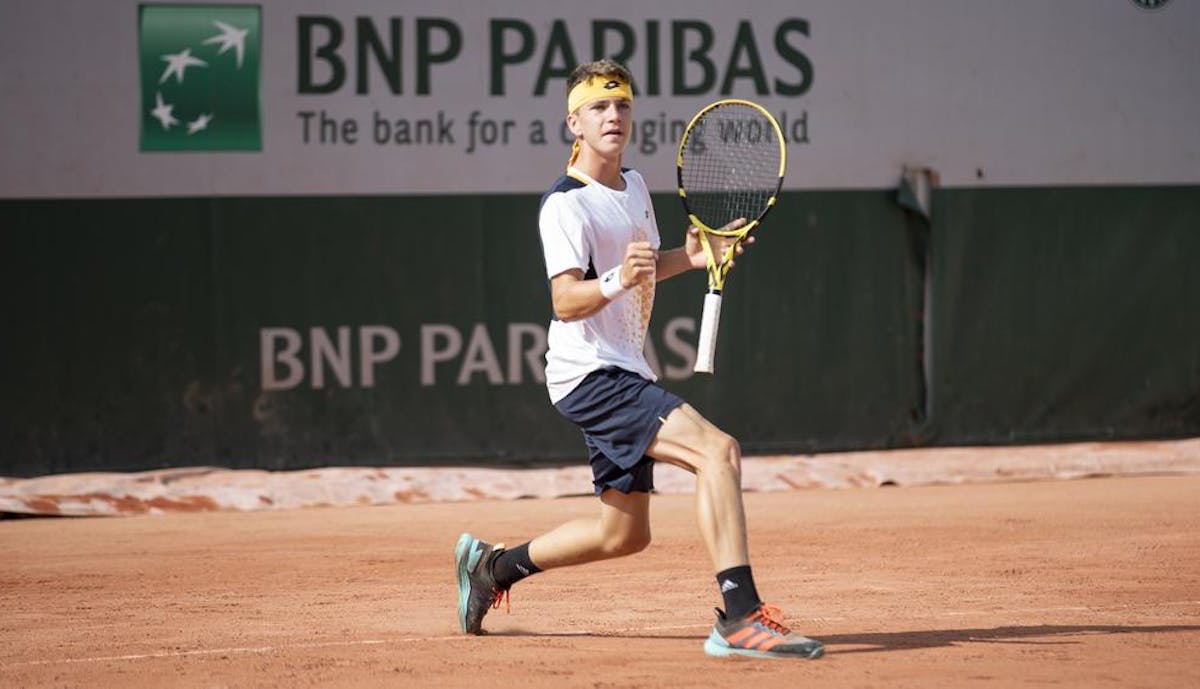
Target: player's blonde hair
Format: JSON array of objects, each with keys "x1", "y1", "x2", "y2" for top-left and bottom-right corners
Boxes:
[{"x1": 566, "y1": 59, "x2": 634, "y2": 105}]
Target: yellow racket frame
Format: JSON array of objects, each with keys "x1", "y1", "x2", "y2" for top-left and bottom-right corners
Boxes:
[{"x1": 676, "y1": 99, "x2": 787, "y2": 293}]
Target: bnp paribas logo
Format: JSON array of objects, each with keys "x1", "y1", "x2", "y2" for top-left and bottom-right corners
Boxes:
[{"x1": 138, "y1": 5, "x2": 262, "y2": 151}]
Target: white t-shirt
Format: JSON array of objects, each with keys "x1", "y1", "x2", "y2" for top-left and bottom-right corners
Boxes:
[{"x1": 538, "y1": 167, "x2": 661, "y2": 403}]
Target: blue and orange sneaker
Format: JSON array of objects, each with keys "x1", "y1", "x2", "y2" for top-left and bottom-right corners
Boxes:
[
  {"x1": 703, "y1": 604, "x2": 825, "y2": 659},
  {"x1": 454, "y1": 533, "x2": 509, "y2": 635}
]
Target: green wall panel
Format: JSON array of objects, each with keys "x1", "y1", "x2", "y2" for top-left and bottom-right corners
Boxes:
[
  {"x1": 931, "y1": 186, "x2": 1200, "y2": 444},
  {"x1": 6, "y1": 185, "x2": 1196, "y2": 477},
  {"x1": 1, "y1": 190, "x2": 924, "y2": 476}
]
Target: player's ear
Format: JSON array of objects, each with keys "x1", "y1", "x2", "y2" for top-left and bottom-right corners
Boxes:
[{"x1": 566, "y1": 112, "x2": 583, "y2": 138}]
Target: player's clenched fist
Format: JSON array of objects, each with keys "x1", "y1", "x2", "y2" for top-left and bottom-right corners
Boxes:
[{"x1": 620, "y1": 241, "x2": 658, "y2": 288}]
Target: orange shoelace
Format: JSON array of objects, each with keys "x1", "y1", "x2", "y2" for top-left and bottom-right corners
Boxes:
[
  {"x1": 490, "y1": 587, "x2": 511, "y2": 614},
  {"x1": 750, "y1": 604, "x2": 792, "y2": 635}
]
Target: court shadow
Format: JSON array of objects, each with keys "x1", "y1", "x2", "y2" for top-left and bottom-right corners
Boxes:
[
  {"x1": 820, "y1": 623, "x2": 1200, "y2": 654},
  {"x1": 486, "y1": 623, "x2": 1200, "y2": 654},
  {"x1": 485, "y1": 629, "x2": 703, "y2": 640}
]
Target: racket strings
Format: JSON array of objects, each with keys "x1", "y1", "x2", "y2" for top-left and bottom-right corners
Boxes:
[{"x1": 680, "y1": 106, "x2": 781, "y2": 231}]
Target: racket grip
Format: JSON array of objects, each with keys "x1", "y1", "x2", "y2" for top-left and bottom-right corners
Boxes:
[{"x1": 694, "y1": 291, "x2": 723, "y2": 374}]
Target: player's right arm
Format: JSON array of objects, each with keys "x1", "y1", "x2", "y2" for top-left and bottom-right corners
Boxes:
[
  {"x1": 541, "y1": 190, "x2": 655, "y2": 322},
  {"x1": 548, "y1": 269, "x2": 603, "y2": 322},
  {"x1": 550, "y1": 241, "x2": 656, "y2": 322}
]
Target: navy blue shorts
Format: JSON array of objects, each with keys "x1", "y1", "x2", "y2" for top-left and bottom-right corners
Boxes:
[{"x1": 553, "y1": 367, "x2": 686, "y2": 495}]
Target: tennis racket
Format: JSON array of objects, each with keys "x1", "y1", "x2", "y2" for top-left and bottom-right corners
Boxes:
[{"x1": 676, "y1": 99, "x2": 786, "y2": 374}]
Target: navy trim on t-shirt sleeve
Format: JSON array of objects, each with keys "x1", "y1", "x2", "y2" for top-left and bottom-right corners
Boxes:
[{"x1": 539, "y1": 174, "x2": 592, "y2": 321}]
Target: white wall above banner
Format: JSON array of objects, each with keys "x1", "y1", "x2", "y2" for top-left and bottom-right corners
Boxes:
[{"x1": 1, "y1": 0, "x2": 1198, "y2": 198}]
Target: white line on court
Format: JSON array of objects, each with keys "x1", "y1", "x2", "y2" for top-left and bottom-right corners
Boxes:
[{"x1": 4, "y1": 601, "x2": 1197, "y2": 669}]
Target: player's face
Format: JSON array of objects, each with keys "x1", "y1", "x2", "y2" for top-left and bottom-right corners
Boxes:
[{"x1": 569, "y1": 97, "x2": 632, "y2": 159}]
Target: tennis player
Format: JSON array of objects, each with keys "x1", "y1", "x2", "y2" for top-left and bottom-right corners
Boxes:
[{"x1": 455, "y1": 59, "x2": 823, "y2": 660}]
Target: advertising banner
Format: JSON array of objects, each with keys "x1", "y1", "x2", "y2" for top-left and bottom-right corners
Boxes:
[{"x1": 2, "y1": 0, "x2": 1198, "y2": 198}]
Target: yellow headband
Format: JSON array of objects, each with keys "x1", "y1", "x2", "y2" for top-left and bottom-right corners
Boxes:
[
  {"x1": 566, "y1": 75, "x2": 633, "y2": 169},
  {"x1": 567, "y1": 75, "x2": 633, "y2": 115}
]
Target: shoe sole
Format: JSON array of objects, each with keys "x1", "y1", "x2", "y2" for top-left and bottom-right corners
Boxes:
[
  {"x1": 703, "y1": 630, "x2": 825, "y2": 659},
  {"x1": 454, "y1": 533, "x2": 476, "y2": 634}
]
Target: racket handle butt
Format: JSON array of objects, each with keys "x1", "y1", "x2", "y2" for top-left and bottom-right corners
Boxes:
[{"x1": 693, "y1": 291, "x2": 723, "y2": 374}]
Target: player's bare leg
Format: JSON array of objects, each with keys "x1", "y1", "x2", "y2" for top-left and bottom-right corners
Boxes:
[
  {"x1": 527, "y1": 489, "x2": 651, "y2": 568},
  {"x1": 646, "y1": 403, "x2": 748, "y2": 570},
  {"x1": 457, "y1": 490, "x2": 651, "y2": 634},
  {"x1": 647, "y1": 403, "x2": 824, "y2": 659}
]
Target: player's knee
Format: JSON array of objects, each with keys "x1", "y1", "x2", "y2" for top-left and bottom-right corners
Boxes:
[
  {"x1": 605, "y1": 527, "x2": 651, "y2": 557},
  {"x1": 708, "y1": 431, "x2": 742, "y2": 476},
  {"x1": 624, "y1": 529, "x2": 653, "y2": 555},
  {"x1": 728, "y1": 435, "x2": 743, "y2": 473}
]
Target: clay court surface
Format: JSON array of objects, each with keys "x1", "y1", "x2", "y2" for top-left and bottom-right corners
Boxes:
[{"x1": 2, "y1": 473, "x2": 1198, "y2": 688}]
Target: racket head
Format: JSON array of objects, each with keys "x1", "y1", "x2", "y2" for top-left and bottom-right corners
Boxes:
[{"x1": 676, "y1": 99, "x2": 786, "y2": 238}]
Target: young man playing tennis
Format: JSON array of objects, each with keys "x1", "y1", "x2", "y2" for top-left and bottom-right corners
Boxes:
[{"x1": 455, "y1": 59, "x2": 823, "y2": 660}]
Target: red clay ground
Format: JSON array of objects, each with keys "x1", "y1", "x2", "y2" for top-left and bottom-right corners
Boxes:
[{"x1": 2, "y1": 474, "x2": 1198, "y2": 688}]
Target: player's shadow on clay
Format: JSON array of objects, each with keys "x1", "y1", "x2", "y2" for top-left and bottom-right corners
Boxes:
[
  {"x1": 819, "y1": 624, "x2": 1200, "y2": 654},
  {"x1": 488, "y1": 624, "x2": 1200, "y2": 654}
]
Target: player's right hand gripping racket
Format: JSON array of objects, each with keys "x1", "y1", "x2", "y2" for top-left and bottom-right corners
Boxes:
[{"x1": 677, "y1": 99, "x2": 786, "y2": 374}]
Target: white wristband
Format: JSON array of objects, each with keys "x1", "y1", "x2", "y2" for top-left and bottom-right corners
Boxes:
[{"x1": 599, "y1": 265, "x2": 627, "y2": 300}]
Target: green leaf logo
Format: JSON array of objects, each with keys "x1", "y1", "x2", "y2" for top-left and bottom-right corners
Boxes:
[{"x1": 139, "y1": 5, "x2": 262, "y2": 152}]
